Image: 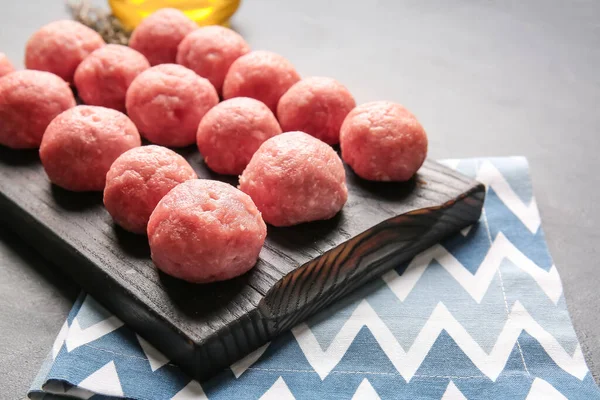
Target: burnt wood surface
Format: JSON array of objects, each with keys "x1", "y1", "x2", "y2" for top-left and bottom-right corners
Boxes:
[{"x1": 0, "y1": 146, "x2": 485, "y2": 381}]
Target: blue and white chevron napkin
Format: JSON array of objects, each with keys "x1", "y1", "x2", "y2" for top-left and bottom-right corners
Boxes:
[{"x1": 29, "y1": 157, "x2": 600, "y2": 399}]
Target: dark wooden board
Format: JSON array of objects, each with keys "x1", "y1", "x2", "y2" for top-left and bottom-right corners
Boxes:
[{"x1": 0, "y1": 146, "x2": 484, "y2": 381}]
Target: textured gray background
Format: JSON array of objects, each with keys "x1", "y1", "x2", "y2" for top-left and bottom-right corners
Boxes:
[{"x1": 1, "y1": 0, "x2": 599, "y2": 397}]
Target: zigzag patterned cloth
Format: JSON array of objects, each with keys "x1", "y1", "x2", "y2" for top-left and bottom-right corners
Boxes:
[{"x1": 29, "y1": 157, "x2": 600, "y2": 399}]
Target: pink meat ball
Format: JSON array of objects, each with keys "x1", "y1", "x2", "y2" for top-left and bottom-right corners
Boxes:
[
  {"x1": 25, "y1": 20, "x2": 105, "y2": 83},
  {"x1": 129, "y1": 8, "x2": 197, "y2": 66},
  {"x1": 223, "y1": 51, "x2": 300, "y2": 112},
  {"x1": 74, "y1": 44, "x2": 150, "y2": 112},
  {"x1": 340, "y1": 101, "x2": 428, "y2": 182},
  {"x1": 104, "y1": 145, "x2": 197, "y2": 234},
  {"x1": 277, "y1": 77, "x2": 356, "y2": 145},
  {"x1": 177, "y1": 26, "x2": 250, "y2": 94},
  {"x1": 0, "y1": 53, "x2": 15, "y2": 78},
  {"x1": 239, "y1": 131, "x2": 348, "y2": 227},
  {"x1": 126, "y1": 64, "x2": 218, "y2": 147},
  {"x1": 196, "y1": 97, "x2": 282, "y2": 175},
  {"x1": 148, "y1": 179, "x2": 267, "y2": 283},
  {"x1": 40, "y1": 106, "x2": 141, "y2": 191},
  {"x1": 0, "y1": 70, "x2": 75, "y2": 149}
]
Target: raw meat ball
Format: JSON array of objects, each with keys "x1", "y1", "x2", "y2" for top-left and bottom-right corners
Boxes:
[
  {"x1": 129, "y1": 8, "x2": 197, "y2": 66},
  {"x1": 223, "y1": 51, "x2": 300, "y2": 112},
  {"x1": 340, "y1": 101, "x2": 428, "y2": 182},
  {"x1": 25, "y1": 20, "x2": 105, "y2": 83},
  {"x1": 239, "y1": 131, "x2": 348, "y2": 226},
  {"x1": 126, "y1": 64, "x2": 218, "y2": 147},
  {"x1": 0, "y1": 53, "x2": 15, "y2": 78},
  {"x1": 0, "y1": 70, "x2": 75, "y2": 149},
  {"x1": 104, "y1": 145, "x2": 197, "y2": 234},
  {"x1": 277, "y1": 77, "x2": 356, "y2": 145},
  {"x1": 148, "y1": 179, "x2": 267, "y2": 283},
  {"x1": 177, "y1": 26, "x2": 250, "y2": 93},
  {"x1": 74, "y1": 44, "x2": 150, "y2": 112},
  {"x1": 40, "y1": 106, "x2": 141, "y2": 191},
  {"x1": 197, "y1": 97, "x2": 282, "y2": 175}
]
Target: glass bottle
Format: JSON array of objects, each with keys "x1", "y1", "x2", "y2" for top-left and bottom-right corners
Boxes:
[{"x1": 108, "y1": 0, "x2": 241, "y2": 29}]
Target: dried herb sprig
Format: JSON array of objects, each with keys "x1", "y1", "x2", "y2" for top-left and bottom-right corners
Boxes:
[{"x1": 67, "y1": 0, "x2": 131, "y2": 45}]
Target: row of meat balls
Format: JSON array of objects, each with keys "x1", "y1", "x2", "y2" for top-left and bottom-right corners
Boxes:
[{"x1": 0, "y1": 9, "x2": 428, "y2": 283}]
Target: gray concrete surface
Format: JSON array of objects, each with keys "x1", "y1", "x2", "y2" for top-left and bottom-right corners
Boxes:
[{"x1": 1, "y1": 0, "x2": 599, "y2": 398}]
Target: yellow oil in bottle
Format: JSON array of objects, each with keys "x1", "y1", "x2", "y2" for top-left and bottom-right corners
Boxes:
[{"x1": 108, "y1": 0, "x2": 241, "y2": 29}]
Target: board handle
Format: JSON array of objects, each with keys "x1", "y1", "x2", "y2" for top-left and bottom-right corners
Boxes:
[{"x1": 258, "y1": 184, "x2": 485, "y2": 333}]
